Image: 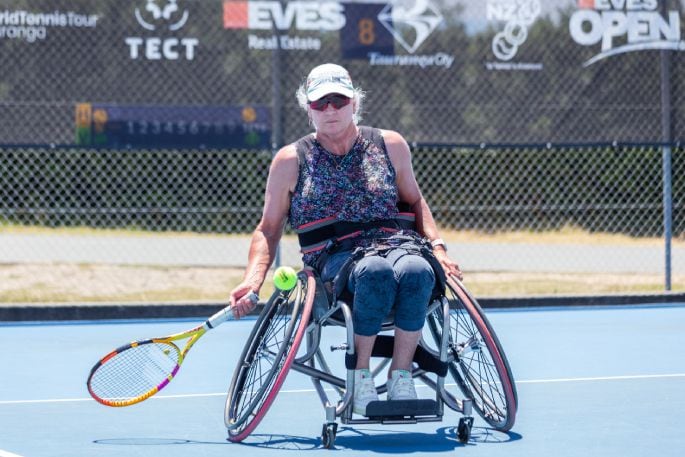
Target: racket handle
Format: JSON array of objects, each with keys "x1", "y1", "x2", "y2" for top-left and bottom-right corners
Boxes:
[
  {"x1": 206, "y1": 305, "x2": 233, "y2": 328},
  {"x1": 206, "y1": 291, "x2": 259, "y2": 328}
]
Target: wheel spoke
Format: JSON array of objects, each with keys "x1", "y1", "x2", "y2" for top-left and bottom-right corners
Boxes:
[
  {"x1": 428, "y1": 278, "x2": 516, "y2": 431},
  {"x1": 225, "y1": 273, "x2": 315, "y2": 441}
]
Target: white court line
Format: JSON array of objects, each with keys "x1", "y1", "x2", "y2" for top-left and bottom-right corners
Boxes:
[
  {"x1": 0, "y1": 449, "x2": 25, "y2": 457},
  {"x1": 2, "y1": 373, "x2": 684, "y2": 406},
  {"x1": 516, "y1": 373, "x2": 685, "y2": 384}
]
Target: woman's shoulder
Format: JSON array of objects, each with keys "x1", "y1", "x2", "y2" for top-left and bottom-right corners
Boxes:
[
  {"x1": 275, "y1": 142, "x2": 298, "y2": 161},
  {"x1": 377, "y1": 128, "x2": 407, "y2": 146},
  {"x1": 373, "y1": 129, "x2": 410, "y2": 163},
  {"x1": 272, "y1": 144, "x2": 300, "y2": 180}
]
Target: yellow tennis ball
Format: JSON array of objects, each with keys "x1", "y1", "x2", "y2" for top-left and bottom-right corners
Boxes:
[{"x1": 273, "y1": 266, "x2": 298, "y2": 291}]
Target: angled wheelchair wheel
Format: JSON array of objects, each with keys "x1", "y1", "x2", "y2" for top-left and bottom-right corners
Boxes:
[
  {"x1": 225, "y1": 269, "x2": 315, "y2": 442},
  {"x1": 428, "y1": 276, "x2": 517, "y2": 431}
]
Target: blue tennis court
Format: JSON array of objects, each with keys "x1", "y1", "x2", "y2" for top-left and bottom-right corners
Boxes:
[{"x1": 1, "y1": 302, "x2": 684, "y2": 457}]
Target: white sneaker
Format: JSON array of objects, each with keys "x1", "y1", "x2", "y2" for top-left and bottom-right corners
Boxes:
[
  {"x1": 353, "y1": 369, "x2": 378, "y2": 415},
  {"x1": 387, "y1": 369, "x2": 417, "y2": 401}
]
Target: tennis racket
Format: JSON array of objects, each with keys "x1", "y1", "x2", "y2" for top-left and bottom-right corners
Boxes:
[{"x1": 87, "y1": 293, "x2": 256, "y2": 407}]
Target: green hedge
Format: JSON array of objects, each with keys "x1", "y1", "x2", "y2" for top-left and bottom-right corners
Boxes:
[{"x1": 0, "y1": 145, "x2": 682, "y2": 237}]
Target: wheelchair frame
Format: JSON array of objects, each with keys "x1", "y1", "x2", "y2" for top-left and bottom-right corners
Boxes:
[{"x1": 224, "y1": 268, "x2": 517, "y2": 448}]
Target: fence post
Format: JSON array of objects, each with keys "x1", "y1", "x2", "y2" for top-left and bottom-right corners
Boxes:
[
  {"x1": 271, "y1": 15, "x2": 284, "y2": 269},
  {"x1": 660, "y1": 41, "x2": 673, "y2": 291},
  {"x1": 662, "y1": 146, "x2": 673, "y2": 291}
]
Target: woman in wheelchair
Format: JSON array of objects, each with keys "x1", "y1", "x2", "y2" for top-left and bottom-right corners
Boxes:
[{"x1": 228, "y1": 63, "x2": 462, "y2": 416}]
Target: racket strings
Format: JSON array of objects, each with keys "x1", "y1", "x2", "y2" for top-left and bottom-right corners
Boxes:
[{"x1": 90, "y1": 342, "x2": 181, "y2": 401}]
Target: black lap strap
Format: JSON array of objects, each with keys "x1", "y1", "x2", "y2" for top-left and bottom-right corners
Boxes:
[{"x1": 296, "y1": 218, "x2": 415, "y2": 253}]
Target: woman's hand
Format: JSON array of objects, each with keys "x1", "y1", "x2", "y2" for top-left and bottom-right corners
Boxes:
[
  {"x1": 433, "y1": 248, "x2": 463, "y2": 281},
  {"x1": 229, "y1": 283, "x2": 260, "y2": 319}
]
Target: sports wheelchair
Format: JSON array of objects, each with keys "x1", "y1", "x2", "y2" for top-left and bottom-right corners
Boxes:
[{"x1": 224, "y1": 255, "x2": 517, "y2": 448}]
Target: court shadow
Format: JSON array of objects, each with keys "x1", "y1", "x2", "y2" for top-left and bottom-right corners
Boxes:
[
  {"x1": 94, "y1": 438, "x2": 228, "y2": 446},
  {"x1": 333, "y1": 426, "x2": 522, "y2": 452},
  {"x1": 470, "y1": 426, "x2": 523, "y2": 444},
  {"x1": 235, "y1": 429, "x2": 455, "y2": 452},
  {"x1": 94, "y1": 436, "x2": 318, "y2": 451},
  {"x1": 236, "y1": 433, "x2": 321, "y2": 450},
  {"x1": 93, "y1": 426, "x2": 522, "y2": 451},
  {"x1": 332, "y1": 427, "x2": 464, "y2": 452},
  {"x1": 242, "y1": 426, "x2": 521, "y2": 452}
]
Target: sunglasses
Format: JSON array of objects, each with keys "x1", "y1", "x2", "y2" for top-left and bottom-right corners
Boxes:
[{"x1": 309, "y1": 94, "x2": 352, "y2": 111}]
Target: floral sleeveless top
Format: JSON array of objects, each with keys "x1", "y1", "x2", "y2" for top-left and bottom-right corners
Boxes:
[{"x1": 289, "y1": 126, "x2": 399, "y2": 266}]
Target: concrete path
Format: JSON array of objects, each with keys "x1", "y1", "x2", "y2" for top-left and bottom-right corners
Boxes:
[{"x1": 0, "y1": 232, "x2": 681, "y2": 274}]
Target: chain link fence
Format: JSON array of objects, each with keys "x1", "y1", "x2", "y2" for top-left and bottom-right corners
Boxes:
[
  {"x1": 1, "y1": 0, "x2": 684, "y2": 303},
  {"x1": 0, "y1": 143, "x2": 682, "y2": 302}
]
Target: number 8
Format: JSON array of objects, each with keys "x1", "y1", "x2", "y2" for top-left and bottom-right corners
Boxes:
[{"x1": 358, "y1": 18, "x2": 375, "y2": 45}]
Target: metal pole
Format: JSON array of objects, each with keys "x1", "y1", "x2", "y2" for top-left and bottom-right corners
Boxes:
[
  {"x1": 662, "y1": 144, "x2": 673, "y2": 291},
  {"x1": 660, "y1": 32, "x2": 673, "y2": 291},
  {"x1": 272, "y1": 13, "x2": 284, "y2": 268}
]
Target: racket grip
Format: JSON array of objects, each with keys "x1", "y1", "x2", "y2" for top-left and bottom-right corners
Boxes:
[
  {"x1": 206, "y1": 292, "x2": 258, "y2": 328},
  {"x1": 206, "y1": 305, "x2": 234, "y2": 328}
]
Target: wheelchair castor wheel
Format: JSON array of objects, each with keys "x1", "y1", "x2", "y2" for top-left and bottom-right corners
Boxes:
[
  {"x1": 457, "y1": 416, "x2": 474, "y2": 443},
  {"x1": 321, "y1": 422, "x2": 338, "y2": 449}
]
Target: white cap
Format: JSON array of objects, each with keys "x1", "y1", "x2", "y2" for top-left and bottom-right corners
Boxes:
[{"x1": 305, "y1": 63, "x2": 355, "y2": 102}]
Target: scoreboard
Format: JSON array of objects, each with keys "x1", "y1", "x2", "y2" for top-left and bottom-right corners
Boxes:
[
  {"x1": 75, "y1": 103, "x2": 271, "y2": 149},
  {"x1": 340, "y1": 2, "x2": 395, "y2": 59}
]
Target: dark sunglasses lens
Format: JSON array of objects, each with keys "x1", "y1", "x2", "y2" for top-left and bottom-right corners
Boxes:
[
  {"x1": 310, "y1": 95, "x2": 350, "y2": 111},
  {"x1": 330, "y1": 95, "x2": 351, "y2": 109},
  {"x1": 310, "y1": 99, "x2": 327, "y2": 111}
]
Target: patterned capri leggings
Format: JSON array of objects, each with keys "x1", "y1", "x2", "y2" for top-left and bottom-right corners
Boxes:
[{"x1": 320, "y1": 246, "x2": 436, "y2": 336}]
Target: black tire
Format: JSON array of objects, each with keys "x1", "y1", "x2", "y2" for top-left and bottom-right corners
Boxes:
[
  {"x1": 225, "y1": 270, "x2": 315, "y2": 441},
  {"x1": 457, "y1": 417, "x2": 473, "y2": 443},
  {"x1": 428, "y1": 276, "x2": 517, "y2": 431},
  {"x1": 321, "y1": 423, "x2": 337, "y2": 449}
]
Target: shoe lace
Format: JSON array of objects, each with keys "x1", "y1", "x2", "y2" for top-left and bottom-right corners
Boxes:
[
  {"x1": 391, "y1": 374, "x2": 415, "y2": 397},
  {"x1": 357, "y1": 376, "x2": 377, "y2": 397}
]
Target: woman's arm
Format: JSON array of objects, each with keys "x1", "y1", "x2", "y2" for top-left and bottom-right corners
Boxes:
[
  {"x1": 229, "y1": 143, "x2": 300, "y2": 318},
  {"x1": 383, "y1": 129, "x2": 463, "y2": 279}
]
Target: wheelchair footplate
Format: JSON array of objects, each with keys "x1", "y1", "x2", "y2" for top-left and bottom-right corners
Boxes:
[{"x1": 364, "y1": 399, "x2": 440, "y2": 424}]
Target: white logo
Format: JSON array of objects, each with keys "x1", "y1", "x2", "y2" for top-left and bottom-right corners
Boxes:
[
  {"x1": 378, "y1": 0, "x2": 443, "y2": 54},
  {"x1": 135, "y1": 0, "x2": 188, "y2": 31},
  {"x1": 0, "y1": 10, "x2": 98, "y2": 43},
  {"x1": 233, "y1": 1, "x2": 345, "y2": 31},
  {"x1": 488, "y1": 0, "x2": 541, "y2": 61},
  {"x1": 224, "y1": 1, "x2": 451, "y2": 66},
  {"x1": 126, "y1": 0, "x2": 198, "y2": 60},
  {"x1": 569, "y1": 0, "x2": 685, "y2": 67}
]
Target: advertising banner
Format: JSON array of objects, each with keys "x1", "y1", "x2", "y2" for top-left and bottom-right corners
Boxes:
[{"x1": 1, "y1": 0, "x2": 684, "y2": 146}]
